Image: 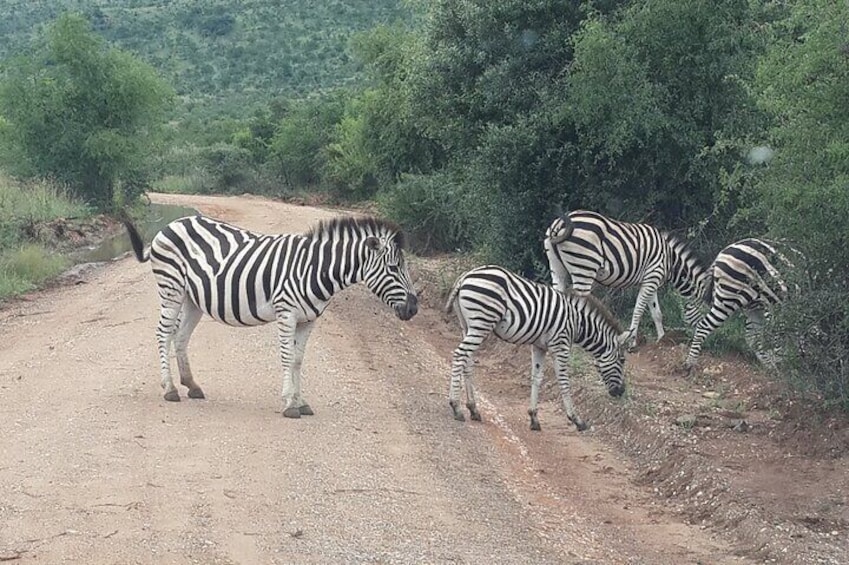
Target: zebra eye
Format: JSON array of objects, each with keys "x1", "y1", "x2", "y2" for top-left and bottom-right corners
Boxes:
[{"x1": 387, "y1": 263, "x2": 400, "y2": 274}]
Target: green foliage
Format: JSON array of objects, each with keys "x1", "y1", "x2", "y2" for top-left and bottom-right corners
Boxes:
[
  {"x1": 198, "y1": 143, "x2": 256, "y2": 193},
  {"x1": 747, "y1": 0, "x2": 849, "y2": 407},
  {"x1": 0, "y1": 0, "x2": 411, "y2": 130},
  {"x1": 267, "y1": 94, "x2": 346, "y2": 188},
  {"x1": 0, "y1": 244, "x2": 69, "y2": 296},
  {"x1": 323, "y1": 109, "x2": 379, "y2": 198},
  {"x1": 0, "y1": 174, "x2": 90, "y2": 250},
  {"x1": 377, "y1": 171, "x2": 475, "y2": 254},
  {"x1": 0, "y1": 14, "x2": 173, "y2": 210}
]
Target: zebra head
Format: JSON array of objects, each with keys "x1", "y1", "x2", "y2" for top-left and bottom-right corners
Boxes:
[
  {"x1": 596, "y1": 330, "x2": 629, "y2": 398},
  {"x1": 361, "y1": 231, "x2": 418, "y2": 321}
]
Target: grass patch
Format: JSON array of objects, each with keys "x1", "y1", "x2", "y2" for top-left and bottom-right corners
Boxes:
[
  {"x1": 0, "y1": 175, "x2": 90, "y2": 248},
  {"x1": 0, "y1": 244, "x2": 70, "y2": 299},
  {"x1": 0, "y1": 174, "x2": 90, "y2": 300},
  {"x1": 151, "y1": 174, "x2": 205, "y2": 195}
]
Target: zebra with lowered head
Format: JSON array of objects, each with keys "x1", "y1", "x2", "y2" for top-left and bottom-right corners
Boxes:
[
  {"x1": 684, "y1": 238, "x2": 799, "y2": 371},
  {"x1": 125, "y1": 214, "x2": 418, "y2": 418},
  {"x1": 544, "y1": 210, "x2": 711, "y2": 350},
  {"x1": 444, "y1": 265, "x2": 630, "y2": 431}
]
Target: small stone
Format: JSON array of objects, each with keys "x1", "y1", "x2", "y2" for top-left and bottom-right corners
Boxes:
[{"x1": 701, "y1": 391, "x2": 720, "y2": 399}]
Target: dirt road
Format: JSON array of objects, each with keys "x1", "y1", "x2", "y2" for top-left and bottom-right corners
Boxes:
[{"x1": 1, "y1": 194, "x2": 751, "y2": 564}]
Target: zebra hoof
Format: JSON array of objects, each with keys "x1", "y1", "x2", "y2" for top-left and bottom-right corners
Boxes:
[
  {"x1": 530, "y1": 421, "x2": 541, "y2": 432},
  {"x1": 163, "y1": 390, "x2": 181, "y2": 402},
  {"x1": 298, "y1": 404, "x2": 314, "y2": 416},
  {"x1": 282, "y1": 406, "x2": 302, "y2": 419},
  {"x1": 187, "y1": 387, "x2": 205, "y2": 399},
  {"x1": 453, "y1": 411, "x2": 465, "y2": 422},
  {"x1": 575, "y1": 421, "x2": 589, "y2": 432},
  {"x1": 469, "y1": 410, "x2": 482, "y2": 422}
]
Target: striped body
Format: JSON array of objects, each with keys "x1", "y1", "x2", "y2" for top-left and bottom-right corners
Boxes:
[
  {"x1": 545, "y1": 211, "x2": 710, "y2": 349},
  {"x1": 684, "y1": 238, "x2": 797, "y2": 369},
  {"x1": 445, "y1": 265, "x2": 629, "y2": 431},
  {"x1": 126, "y1": 214, "x2": 417, "y2": 416}
]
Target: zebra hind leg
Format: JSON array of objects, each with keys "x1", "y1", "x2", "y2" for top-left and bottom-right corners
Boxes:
[
  {"x1": 174, "y1": 301, "x2": 205, "y2": 399},
  {"x1": 449, "y1": 326, "x2": 490, "y2": 422},
  {"x1": 156, "y1": 300, "x2": 183, "y2": 402},
  {"x1": 528, "y1": 346, "x2": 546, "y2": 431}
]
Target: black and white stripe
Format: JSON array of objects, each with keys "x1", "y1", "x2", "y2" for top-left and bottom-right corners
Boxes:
[
  {"x1": 544, "y1": 210, "x2": 710, "y2": 349},
  {"x1": 444, "y1": 265, "x2": 629, "y2": 431},
  {"x1": 684, "y1": 238, "x2": 797, "y2": 369},
  {"x1": 125, "y1": 214, "x2": 418, "y2": 417}
]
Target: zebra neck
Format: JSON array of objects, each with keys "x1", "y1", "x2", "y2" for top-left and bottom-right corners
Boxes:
[
  {"x1": 301, "y1": 237, "x2": 368, "y2": 299},
  {"x1": 577, "y1": 312, "x2": 616, "y2": 357}
]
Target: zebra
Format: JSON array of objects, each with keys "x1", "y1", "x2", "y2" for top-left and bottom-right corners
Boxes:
[
  {"x1": 124, "y1": 213, "x2": 418, "y2": 418},
  {"x1": 444, "y1": 265, "x2": 630, "y2": 431},
  {"x1": 544, "y1": 210, "x2": 711, "y2": 350},
  {"x1": 684, "y1": 238, "x2": 799, "y2": 370}
]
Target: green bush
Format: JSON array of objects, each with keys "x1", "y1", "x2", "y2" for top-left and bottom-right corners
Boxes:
[
  {"x1": 199, "y1": 143, "x2": 257, "y2": 193},
  {"x1": 0, "y1": 175, "x2": 90, "y2": 249},
  {"x1": 0, "y1": 244, "x2": 70, "y2": 299},
  {"x1": 377, "y1": 172, "x2": 474, "y2": 254}
]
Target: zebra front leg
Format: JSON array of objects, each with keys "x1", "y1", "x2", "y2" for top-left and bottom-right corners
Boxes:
[
  {"x1": 684, "y1": 303, "x2": 734, "y2": 372},
  {"x1": 156, "y1": 302, "x2": 182, "y2": 402},
  {"x1": 552, "y1": 343, "x2": 588, "y2": 431},
  {"x1": 528, "y1": 346, "x2": 546, "y2": 431},
  {"x1": 274, "y1": 310, "x2": 301, "y2": 419},
  {"x1": 174, "y1": 301, "x2": 205, "y2": 399},
  {"x1": 292, "y1": 321, "x2": 316, "y2": 416}
]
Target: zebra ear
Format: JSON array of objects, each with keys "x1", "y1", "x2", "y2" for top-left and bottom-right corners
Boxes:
[{"x1": 365, "y1": 236, "x2": 383, "y2": 251}]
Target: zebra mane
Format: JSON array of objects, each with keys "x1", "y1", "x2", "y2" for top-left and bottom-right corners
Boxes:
[
  {"x1": 306, "y1": 216, "x2": 405, "y2": 249},
  {"x1": 564, "y1": 290, "x2": 623, "y2": 333}
]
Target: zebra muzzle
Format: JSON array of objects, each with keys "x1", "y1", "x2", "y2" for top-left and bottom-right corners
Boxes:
[{"x1": 396, "y1": 293, "x2": 418, "y2": 321}]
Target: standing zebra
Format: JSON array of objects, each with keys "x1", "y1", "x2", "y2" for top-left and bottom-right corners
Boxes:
[
  {"x1": 125, "y1": 214, "x2": 418, "y2": 417},
  {"x1": 684, "y1": 238, "x2": 798, "y2": 370},
  {"x1": 445, "y1": 265, "x2": 629, "y2": 431},
  {"x1": 544, "y1": 210, "x2": 710, "y2": 350}
]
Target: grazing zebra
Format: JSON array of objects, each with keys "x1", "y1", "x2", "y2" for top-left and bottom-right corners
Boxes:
[
  {"x1": 544, "y1": 210, "x2": 711, "y2": 350},
  {"x1": 444, "y1": 265, "x2": 630, "y2": 431},
  {"x1": 125, "y1": 214, "x2": 418, "y2": 417},
  {"x1": 684, "y1": 238, "x2": 798, "y2": 370}
]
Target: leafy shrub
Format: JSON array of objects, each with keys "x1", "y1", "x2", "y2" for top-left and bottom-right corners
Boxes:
[
  {"x1": 199, "y1": 143, "x2": 256, "y2": 193},
  {"x1": 0, "y1": 175, "x2": 90, "y2": 249},
  {"x1": 377, "y1": 172, "x2": 474, "y2": 254},
  {"x1": 0, "y1": 244, "x2": 70, "y2": 299}
]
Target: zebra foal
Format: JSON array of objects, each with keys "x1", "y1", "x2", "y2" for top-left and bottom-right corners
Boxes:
[
  {"x1": 125, "y1": 213, "x2": 418, "y2": 417},
  {"x1": 445, "y1": 265, "x2": 629, "y2": 431},
  {"x1": 544, "y1": 211, "x2": 710, "y2": 350},
  {"x1": 684, "y1": 238, "x2": 798, "y2": 370}
]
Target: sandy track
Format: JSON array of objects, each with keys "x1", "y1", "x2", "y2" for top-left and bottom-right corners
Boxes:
[{"x1": 0, "y1": 194, "x2": 749, "y2": 564}]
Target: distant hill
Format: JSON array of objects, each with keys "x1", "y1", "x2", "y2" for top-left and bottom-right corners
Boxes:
[{"x1": 0, "y1": 0, "x2": 410, "y2": 116}]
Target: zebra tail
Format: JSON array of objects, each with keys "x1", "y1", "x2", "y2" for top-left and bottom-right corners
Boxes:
[
  {"x1": 548, "y1": 213, "x2": 574, "y2": 245},
  {"x1": 444, "y1": 277, "x2": 462, "y2": 315},
  {"x1": 123, "y1": 221, "x2": 150, "y2": 263}
]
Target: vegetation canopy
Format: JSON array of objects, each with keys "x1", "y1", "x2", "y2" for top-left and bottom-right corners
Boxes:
[{"x1": 0, "y1": 14, "x2": 173, "y2": 209}]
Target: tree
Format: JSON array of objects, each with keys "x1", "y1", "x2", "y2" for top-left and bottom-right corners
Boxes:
[
  {"x1": 748, "y1": 0, "x2": 849, "y2": 405},
  {"x1": 0, "y1": 14, "x2": 174, "y2": 209}
]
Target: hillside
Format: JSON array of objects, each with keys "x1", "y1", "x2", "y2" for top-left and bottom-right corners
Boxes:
[{"x1": 0, "y1": 0, "x2": 409, "y2": 116}]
